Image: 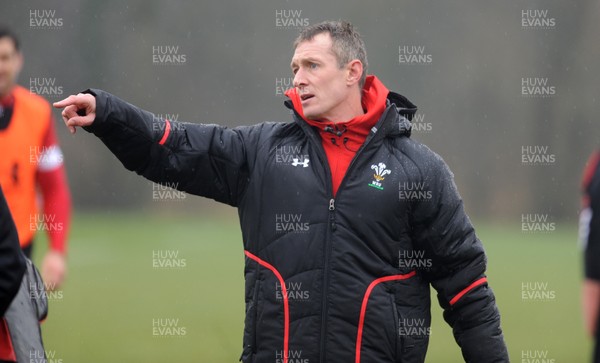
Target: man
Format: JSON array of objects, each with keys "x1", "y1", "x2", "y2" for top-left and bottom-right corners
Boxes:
[
  {"x1": 0, "y1": 186, "x2": 27, "y2": 362},
  {"x1": 55, "y1": 21, "x2": 508, "y2": 362},
  {"x1": 0, "y1": 186, "x2": 26, "y2": 319},
  {"x1": 581, "y1": 150, "x2": 600, "y2": 363},
  {"x1": 0, "y1": 186, "x2": 47, "y2": 363},
  {"x1": 0, "y1": 26, "x2": 71, "y2": 290}
]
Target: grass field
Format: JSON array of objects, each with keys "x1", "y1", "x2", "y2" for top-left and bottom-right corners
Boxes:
[{"x1": 32, "y1": 210, "x2": 590, "y2": 362}]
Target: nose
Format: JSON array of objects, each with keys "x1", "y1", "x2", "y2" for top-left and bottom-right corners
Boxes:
[{"x1": 293, "y1": 68, "x2": 308, "y2": 89}]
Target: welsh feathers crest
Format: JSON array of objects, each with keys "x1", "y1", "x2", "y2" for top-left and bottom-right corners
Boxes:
[{"x1": 368, "y1": 162, "x2": 391, "y2": 190}]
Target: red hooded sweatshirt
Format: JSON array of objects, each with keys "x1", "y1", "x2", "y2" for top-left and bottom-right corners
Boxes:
[{"x1": 285, "y1": 75, "x2": 389, "y2": 196}]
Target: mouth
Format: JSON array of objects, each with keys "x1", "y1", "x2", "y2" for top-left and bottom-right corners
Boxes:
[{"x1": 300, "y1": 93, "x2": 315, "y2": 103}]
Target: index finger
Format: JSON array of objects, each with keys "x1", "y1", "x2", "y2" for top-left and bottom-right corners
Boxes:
[{"x1": 53, "y1": 94, "x2": 83, "y2": 109}]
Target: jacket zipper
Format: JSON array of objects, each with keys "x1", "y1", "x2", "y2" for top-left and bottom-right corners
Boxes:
[
  {"x1": 318, "y1": 129, "x2": 383, "y2": 363},
  {"x1": 319, "y1": 197, "x2": 336, "y2": 363},
  {"x1": 329, "y1": 198, "x2": 336, "y2": 230},
  {"x1": 321, "y1": 123, "x2": 388, "y2": 362},
  {"x1": 294, "y1": 108, "x2": 390, "y2": 363},
  {"x1": 295, "y1": 119, "x2": 335, "y2": 363}
]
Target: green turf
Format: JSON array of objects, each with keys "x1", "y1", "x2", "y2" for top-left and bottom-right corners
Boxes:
[{"x1": 32, "y1": 211, "x2": 591, "y2": 362}]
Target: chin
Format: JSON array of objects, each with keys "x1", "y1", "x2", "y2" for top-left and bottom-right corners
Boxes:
[
  {"x1": 306, "y1": 114, "x2": 323, "y2": 121},
  {"x1": 303, "y1": 109, "x2": 322, "y2": 121}
]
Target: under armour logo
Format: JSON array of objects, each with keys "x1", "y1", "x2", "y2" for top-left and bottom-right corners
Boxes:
[{"x1": 292, "y1": 158, "x2": 310, "y2": 168}]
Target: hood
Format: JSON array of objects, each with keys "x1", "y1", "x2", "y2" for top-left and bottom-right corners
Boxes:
[{"x1": 381, "y1": 91, "x2": 417, "y2": 138}]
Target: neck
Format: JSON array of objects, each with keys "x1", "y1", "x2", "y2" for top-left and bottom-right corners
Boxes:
[{"x1": 0, "y1": 86, "x2": 14, "y2": 101}]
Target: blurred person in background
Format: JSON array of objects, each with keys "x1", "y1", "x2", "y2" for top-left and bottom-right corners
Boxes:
[
  {"x1": 581, "y1": 150, "x2": 600, "y2": 363},
  {"x1": 0, "y1": 185, "x2": 47, "y2": 363},
  {"x1": 0, "y1": 26, "x2": 71, "y2": 290},
  {"x1": 55, "y1": 20, "x2": 507, "y2": 362},
  {"x1": 0, "y1": 186, "x2": 26, "y2": 361}
]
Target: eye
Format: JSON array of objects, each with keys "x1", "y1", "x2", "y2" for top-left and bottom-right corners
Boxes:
[{"x1": 309, "y1": 63, "x2": 318, "y2": 69}]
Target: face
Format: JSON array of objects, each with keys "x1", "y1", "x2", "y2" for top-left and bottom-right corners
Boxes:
[
  {"x1": 291, "y1": 33, "x2": 358, "y2": 122},
  {"x1": 0, "y1": 37, "x2": 22, "y2": 97}
]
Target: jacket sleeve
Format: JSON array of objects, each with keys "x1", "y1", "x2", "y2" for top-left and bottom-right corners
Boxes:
[
  {"x1": 410, "y1": 152, "x2": 508, "y2": 362},
  {"x1": 583, "y1": 151, "x2": 600, "y2": 281},
  {"x1": 0, "y1": 186, "x2": 27, "y2": 317},
  {"x1": 82, "y1": 89, "x2": 258, "y2": 207}
]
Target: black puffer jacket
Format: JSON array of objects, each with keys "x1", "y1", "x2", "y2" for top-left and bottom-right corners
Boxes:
[{"x1": 83, "y1": 88, "x2": 508, "y2": 363}]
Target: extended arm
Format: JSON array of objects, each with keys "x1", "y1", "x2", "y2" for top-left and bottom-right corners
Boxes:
[{"x1": 54, "y1": 90, "x2": 259, "y2": 206}]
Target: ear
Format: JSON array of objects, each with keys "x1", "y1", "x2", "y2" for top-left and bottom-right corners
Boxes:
[
  {"x1": 346, "y1": 59, "x2": 363, "y2": 87},
  {"x1": 14, "y1": 51, "x2": 24, "y2": 75}
]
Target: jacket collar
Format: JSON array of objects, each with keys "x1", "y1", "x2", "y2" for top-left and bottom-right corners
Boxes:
[{"x1": 284, "y1": 87, "x2": 417, "y2": 139}]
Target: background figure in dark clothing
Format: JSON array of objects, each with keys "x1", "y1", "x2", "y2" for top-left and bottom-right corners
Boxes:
[
  {"x1": 0, "y1": 185, "x2": 27, "y2": 361},
  {"x1": 0, "y1": 186, "x2": 26, "y2": 317},
  {"x1": 581, "y1": 150, "x2": 600, "y2": 363}
]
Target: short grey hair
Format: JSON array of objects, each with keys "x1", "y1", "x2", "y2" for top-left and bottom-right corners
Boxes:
[{"x1": 293, "y1": 20, "x2": 368, "y2": 88}]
